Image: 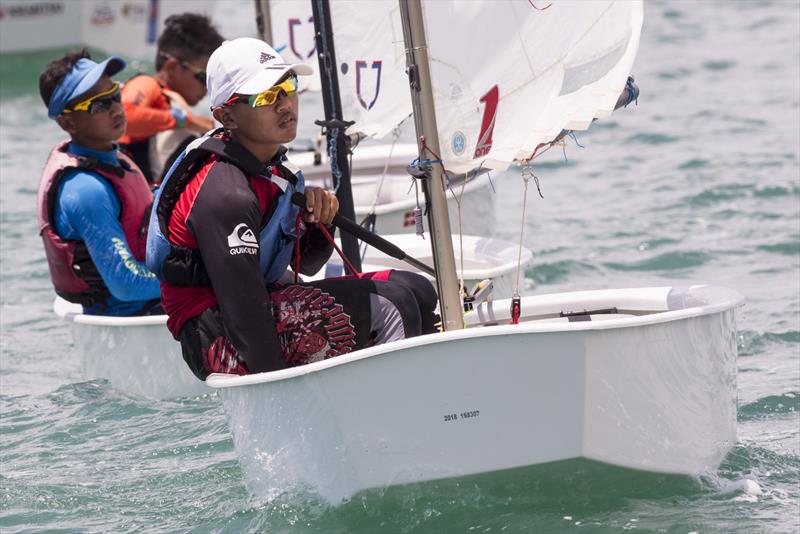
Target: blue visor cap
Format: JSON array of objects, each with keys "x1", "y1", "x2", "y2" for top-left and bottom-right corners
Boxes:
[{"x1": 47, "y1": 56, "x2": 127, "y2": 119}]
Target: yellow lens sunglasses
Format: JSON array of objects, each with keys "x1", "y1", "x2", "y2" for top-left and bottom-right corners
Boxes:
[
  {"x1": 226, "y1": 75, "x2": 299, "y2": 108},
  {"x1": 62, "y1": 82, "x2": 121, "y2": 114}
]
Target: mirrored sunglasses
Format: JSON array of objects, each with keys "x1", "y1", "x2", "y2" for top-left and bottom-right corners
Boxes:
[
  {"x1": 62, "y1": 82, "x2": 121, "y2": 115},
  {"x1": 226, "y1": 75, "x2": 299, "y2": 108}
]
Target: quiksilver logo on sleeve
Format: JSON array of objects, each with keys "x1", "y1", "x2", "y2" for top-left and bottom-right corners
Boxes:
[{"x1": 227, "y1": 223, "x2": 258, "y2": 255}]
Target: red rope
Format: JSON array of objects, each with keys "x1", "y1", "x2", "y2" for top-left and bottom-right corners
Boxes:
[
  {"x1": 521, "y1": 144, "x2": 543, "y2": 166},
  {"x1": 318, "y1": 223, "x2": 360, "y2": 276},
  {"x1": 293, "y1": 203, "x2": 361, "y2": 281},
  {"x1": 419, "y1": 135, "x2": 444, "y2": 164}
]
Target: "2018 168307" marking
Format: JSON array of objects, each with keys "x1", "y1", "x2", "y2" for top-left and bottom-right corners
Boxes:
[{"x1": 443, "y1": 410, "x2": 480, "y2": 422}]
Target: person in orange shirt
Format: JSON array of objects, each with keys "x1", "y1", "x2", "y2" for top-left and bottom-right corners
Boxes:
[{"x1": 119, "y1": 13, "x2": 224, "y2": 184}]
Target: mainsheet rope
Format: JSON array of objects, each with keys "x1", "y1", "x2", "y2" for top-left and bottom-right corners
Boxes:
[{"x1": 293, "y1": 209, "x2": 361, "y2": 283}]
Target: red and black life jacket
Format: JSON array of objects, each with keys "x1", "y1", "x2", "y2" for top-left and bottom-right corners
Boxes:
[{"x1": 37, "y1": 141, "x2": 153, "y2": 307}]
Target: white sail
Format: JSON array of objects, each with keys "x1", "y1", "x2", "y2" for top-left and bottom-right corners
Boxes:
[
  {"x1": 329, "y1": 1, "x2": 412, "y2": 138},
  {"x1": 268, "y1": 0, "x2": 322, "y2": 91},
  {"x1": 424, "y1": 0, "x2": 643, "y2": 173},
  {"x1": 330, "y1": 0, "x2": 642, "y2": 173}
]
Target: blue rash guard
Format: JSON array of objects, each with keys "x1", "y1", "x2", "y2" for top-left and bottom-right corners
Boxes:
[{"x1": 54, "y1": 143, "x2": 160, "y2": 316}]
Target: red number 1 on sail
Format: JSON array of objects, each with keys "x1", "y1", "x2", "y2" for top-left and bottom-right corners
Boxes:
[{"x1": 473, "y1": 85, "x2": 499, "y2": 158}]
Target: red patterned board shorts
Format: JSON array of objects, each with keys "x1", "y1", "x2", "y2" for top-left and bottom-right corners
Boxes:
[
  {"x1": 178, "y1": 277, "x2": 383, "y2": 380},
  {"x1": 177, "y1": 271, "x2": 437, "y2": 381}
]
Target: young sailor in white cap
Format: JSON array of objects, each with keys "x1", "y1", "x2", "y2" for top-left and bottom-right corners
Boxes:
[{"x1": 146, "y1": 38, "x2": 438, "y2": 380}]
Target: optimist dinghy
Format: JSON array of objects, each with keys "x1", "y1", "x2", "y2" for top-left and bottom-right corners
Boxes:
[
  {"x1": 206, "y1": 0, "x2": 744, "y2": 503},
  {"x1": 208, "y1": 285, "x2": 743, "y2": 502}
]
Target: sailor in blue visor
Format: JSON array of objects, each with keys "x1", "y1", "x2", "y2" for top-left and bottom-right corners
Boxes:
[{"x1": 37, "y1": 49, "x2": 161, "y2": 316}]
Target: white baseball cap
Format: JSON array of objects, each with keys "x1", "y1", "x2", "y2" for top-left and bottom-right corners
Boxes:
[{"x1": 207, "y1": 37, "x2": 314, "y2": 108}]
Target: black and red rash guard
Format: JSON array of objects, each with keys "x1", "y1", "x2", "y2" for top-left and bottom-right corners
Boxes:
[{"x1": 161, "y1": 152, "x2": 332, "y2": 373}]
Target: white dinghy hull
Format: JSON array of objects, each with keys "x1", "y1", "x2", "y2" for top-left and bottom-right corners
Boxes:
[
  {"x1": 53, "y1": 298, "x2": 209, "y2": 399},
  {"x1": 208, "y1": 286, "x2": 742, "y2": 503}
]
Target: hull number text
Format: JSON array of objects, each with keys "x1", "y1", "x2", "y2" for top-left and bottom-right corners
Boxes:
[{"x1": 443, "y1": 410, "x2": 480, "y2": 422}]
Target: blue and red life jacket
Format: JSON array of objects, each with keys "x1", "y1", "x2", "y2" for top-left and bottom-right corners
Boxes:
[{"x1": 146, "y1": 131, "x2": 305, "y2": 287}]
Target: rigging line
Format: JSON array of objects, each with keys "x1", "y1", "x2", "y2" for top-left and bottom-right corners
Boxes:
[
  {"x1": 447, "y1": 160, "x2": 487, "y2": 295},
  {"x1": 520, "y1": 139, "x2": 550, "y2": 167},
  {"x1": 512, "y1": 144, "x2": 544, "y2": 296},
  {"x1": 318, "y1": 223, "x2": 360, "y2": 276},
  {"x1": 443, "y1": 165, "x2": 466, "y2": 296},
  {"x1": 453, "y1": 167, "x2": 471, "y2": 296},
  {"x1": 419, "y1": 136, "x2": 466, "y2": 293},
  {"x1": 568, "y1": 130, "x2": 585, "y2": 148},
  {"x1": 527, "y1": 0, "x2": 552, "y2": 10},
  {"x1": 369, "y1": 126, "x2": 402, "y2": 214},
  {"x1": 514, "y1": 161, "x2": 534, "y2": 300}
]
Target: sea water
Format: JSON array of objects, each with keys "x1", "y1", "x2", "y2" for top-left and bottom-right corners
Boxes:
[{"x1": 1, "y1": 1, "x2": 798, "y2": 532}]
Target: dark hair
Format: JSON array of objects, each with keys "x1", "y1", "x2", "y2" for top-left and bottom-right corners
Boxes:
[
  {"x1": 155, "y1": 13, "x2": 224, "y2": 70},
  {"x1": 39, "y1": 48, "x2": 91, "y2": 107}
]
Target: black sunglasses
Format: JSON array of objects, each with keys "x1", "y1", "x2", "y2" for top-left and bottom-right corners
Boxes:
[{"x1": 160, "y1": 52, "x2": 206, "y2": 85}]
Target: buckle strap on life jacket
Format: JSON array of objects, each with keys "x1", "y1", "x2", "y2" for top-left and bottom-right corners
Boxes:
[{"x1": 76, "y1": 156, "x2": 126, "y2": 177}]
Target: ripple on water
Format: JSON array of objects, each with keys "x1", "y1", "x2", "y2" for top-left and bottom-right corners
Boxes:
[
  {"x1": 527, "y1": 260, "x2": 599, "y2": 285},
  {"x1": 737, "y1": 329, "x2": 800, "y2": 356},
  {"x1": 739, "y1": 393, "x2": 799, "y2": 421},
  {"x1": 635, "y1": 237, "x2": 680, "y2": 251},
  {"x1": 747, "y1": 17, "x2": 780, "y2": 31},
  {"x1": 604, "y1": 250, "x2": 711, "y2": 272},
  {"x1": 703, "y1": 60, "x2": 736, "y2": 71},
  {"x1": 756, "y1": 241, "x2": 800, "y2": 256},
  {"x1": 658, "y1": 67, "x2": 693, "y2": 80},
  {"x1": 678, "y1": 158, "x2": 710, "y2": 170},
  {"x1": 718, "y1": 444, "x2": 800, "y2": 487},
  {"x1": 0, "y1": 381, "x2": 243, "y2": 532},
  {"x1": 625, "y1": 133, "x2": 679, "y2": 145},
  {"x1": 754, "y1": 184, "x2": 800, "y2": 198},
  {"x1": 685, "y1": 184, "x2": 753, "y2": 207}
]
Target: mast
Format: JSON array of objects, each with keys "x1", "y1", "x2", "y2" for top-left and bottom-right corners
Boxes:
[
  {"x1": 311, "y1": 0, "x2": 362, "y2": 272},
  {"x1": 398, "y1": 0, "x2": 463, "y2": 331},
  {"x1": 254, "y1": 0, "x2": 272, "y2": 44}
]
